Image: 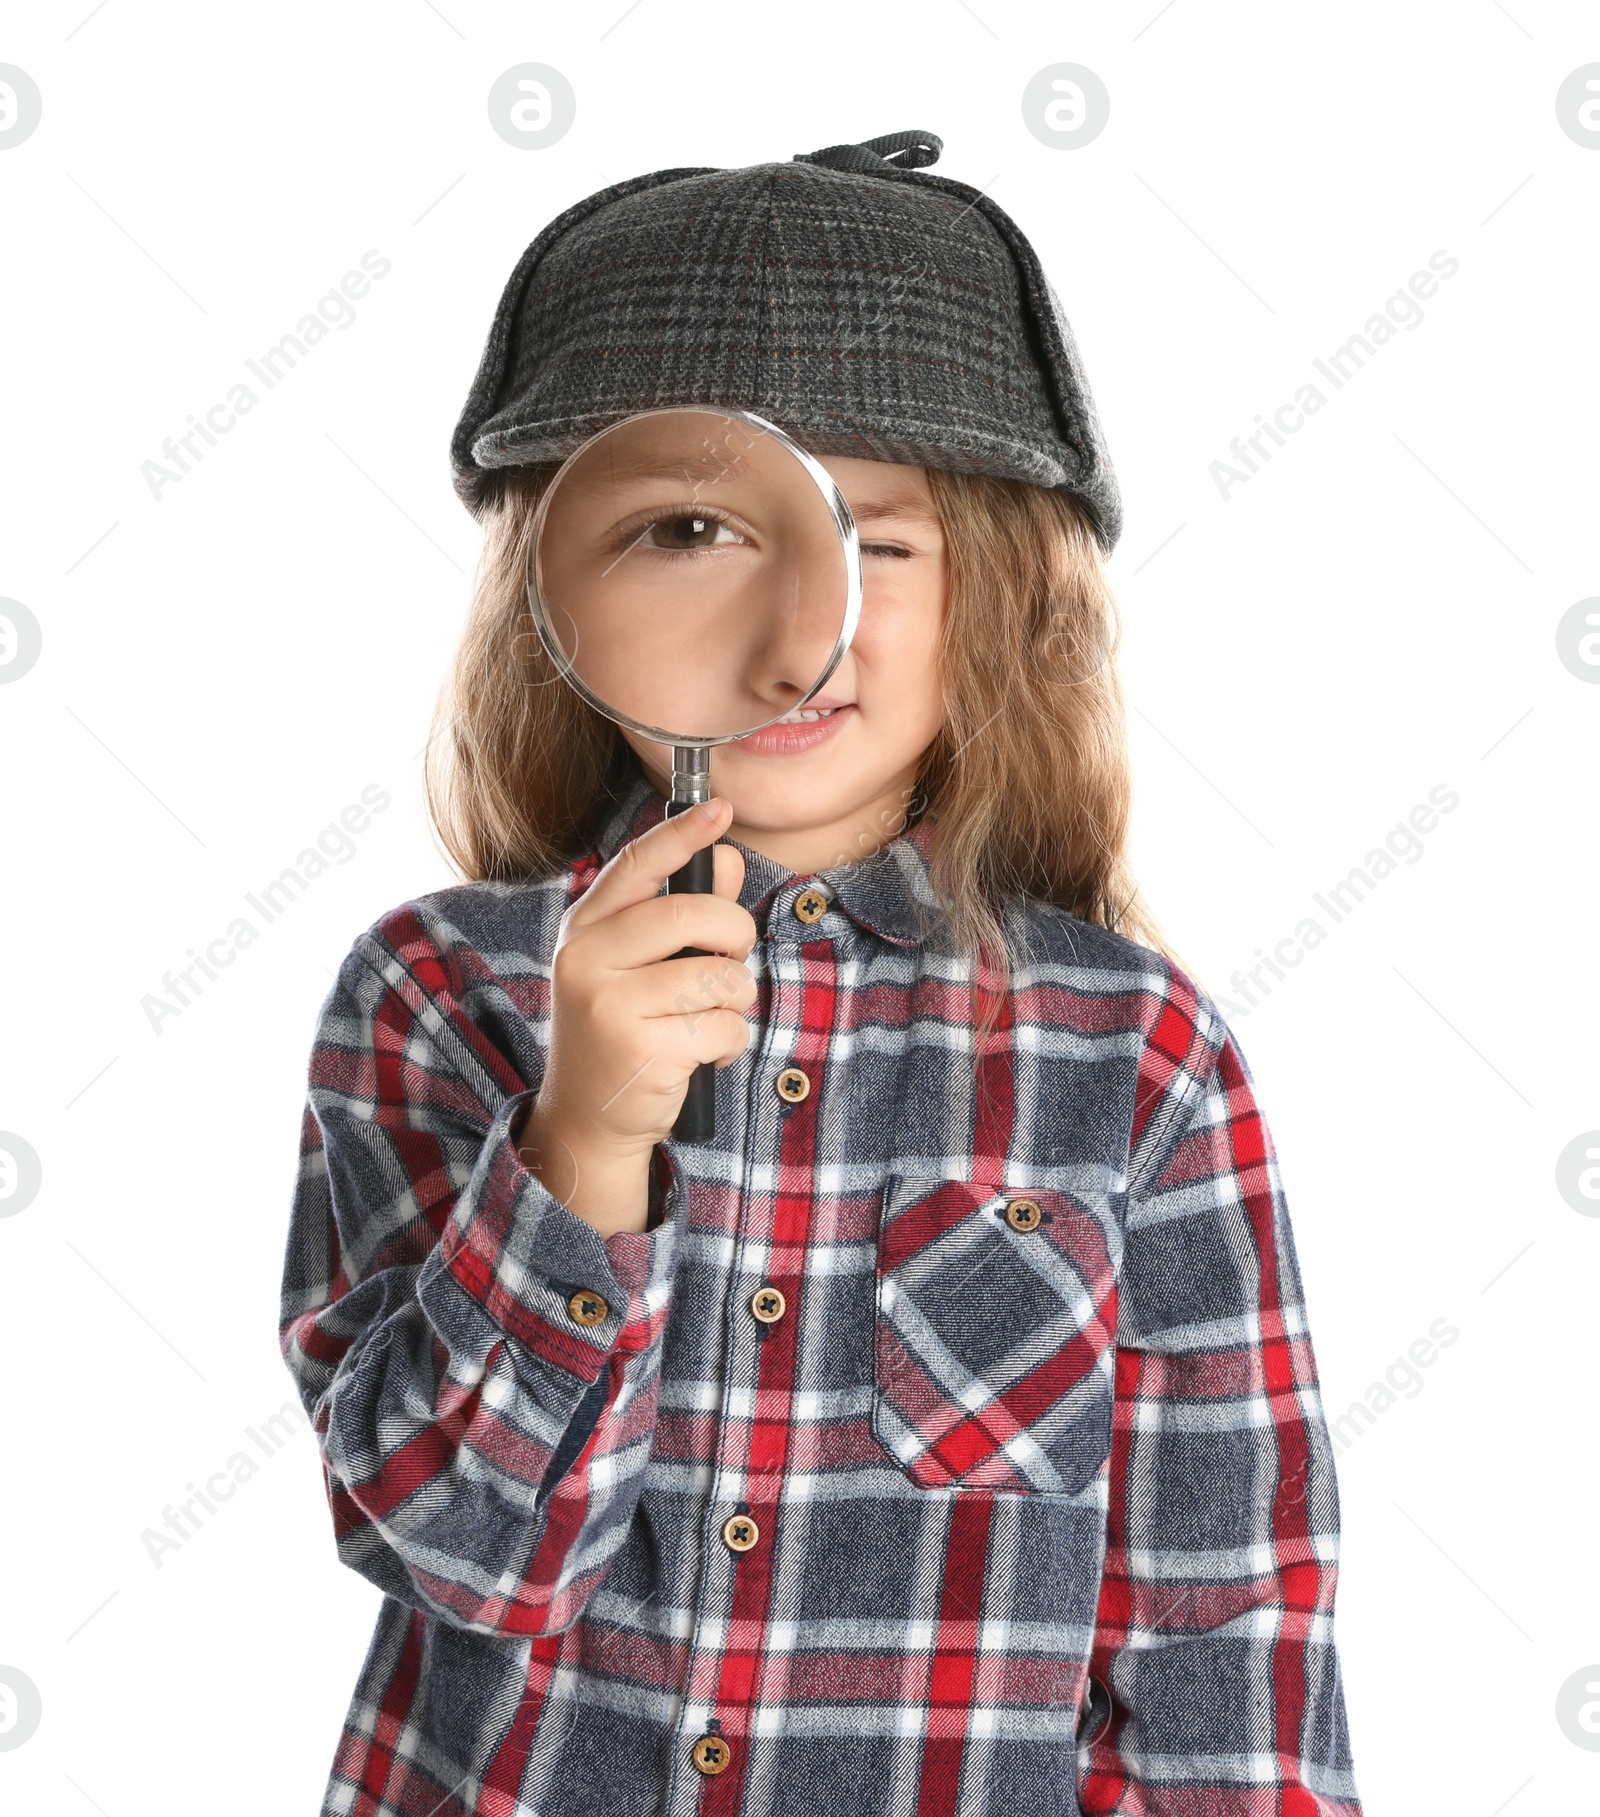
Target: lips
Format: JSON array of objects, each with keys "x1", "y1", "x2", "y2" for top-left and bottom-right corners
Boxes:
[{"x1": 733, "y1": 701, "x2": 855, "y2": 754}]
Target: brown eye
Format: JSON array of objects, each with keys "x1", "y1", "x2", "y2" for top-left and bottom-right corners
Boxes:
[{"x1": 646, "y1": 514, "x2": 733, "y2": 550}]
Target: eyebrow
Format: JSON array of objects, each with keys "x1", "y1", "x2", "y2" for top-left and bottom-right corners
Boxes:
[
  {"x1": 563, "y1": 455, "x2": 741, "y2": 490},
  {"x1": 848, "y1": 496, "x2": 942, "y2": 525}
]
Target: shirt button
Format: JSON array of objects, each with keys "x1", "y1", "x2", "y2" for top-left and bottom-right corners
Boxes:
[
  {"x1": 750, "y1": 1285, "x2": 787, "y2": 1325},
  {"x1": 722, "y1": 1512, "x2": 760, "y2": 1552},
  {"x1": 775, "y1": 1066, "x2": 810, "y2": 1103},
  {"x1": 1004, "y1": 1197, "x2": 1043, "y2": 1232},
  {"x1": 691, "y1": 1734, "x2": 731, "y2": 1776},
  {"x1": 792, "y1": 887, "x2": 828, "y2": 924},
  {"x1": 567, "y1": 1289, "x2": 609, "y2": 1326}
]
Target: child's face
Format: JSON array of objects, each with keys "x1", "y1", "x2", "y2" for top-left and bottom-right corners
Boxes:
[{"x1": 618, "y1": 456, "x2": 948, "y2": 870}]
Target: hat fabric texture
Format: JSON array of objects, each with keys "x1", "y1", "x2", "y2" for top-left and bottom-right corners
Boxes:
[{"x1": 450, "y1": 129, "x2": 1123, "y2": 553}]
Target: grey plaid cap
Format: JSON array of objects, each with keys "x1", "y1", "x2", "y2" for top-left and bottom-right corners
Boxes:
[{"x1": 449, "y1": 130, "x2": 1123, "y2": 552}]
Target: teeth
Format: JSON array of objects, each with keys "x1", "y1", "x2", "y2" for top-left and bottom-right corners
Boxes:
[{"x1": 776, "y1": 707, "x2": 838, "y2": 724}]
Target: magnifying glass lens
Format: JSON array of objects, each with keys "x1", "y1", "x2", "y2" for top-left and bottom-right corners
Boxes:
[{"x1": 532, "y1": 409, "x2": 854, "y2": 743}]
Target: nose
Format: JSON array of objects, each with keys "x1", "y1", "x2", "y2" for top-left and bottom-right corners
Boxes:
[{"x1": 737, "y1": 527, "x2": 849, "y2": 711}]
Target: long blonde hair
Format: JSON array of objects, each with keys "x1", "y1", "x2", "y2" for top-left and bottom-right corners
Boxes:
[{"x1": 423, "y1": 463, "x2": 1192, "y2": 1028}]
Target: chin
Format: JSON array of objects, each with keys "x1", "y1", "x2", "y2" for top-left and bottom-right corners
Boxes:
[{"x1": 712, "y1": 772, "x2": 847, "y2": 832}]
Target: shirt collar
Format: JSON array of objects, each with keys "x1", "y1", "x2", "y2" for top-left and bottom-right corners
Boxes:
[{"x1": 590, "y1": 763, "x2": 947, "y2": 948}]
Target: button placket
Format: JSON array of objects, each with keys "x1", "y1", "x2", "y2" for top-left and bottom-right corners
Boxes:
[{"x1": 671, "y1": 917, "x2": 797, "y2": 1797}]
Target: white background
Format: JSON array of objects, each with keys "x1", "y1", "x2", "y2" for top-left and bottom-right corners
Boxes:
[{"x1": 1, "y1": 2, "x2": 1596, "y2": 1811}]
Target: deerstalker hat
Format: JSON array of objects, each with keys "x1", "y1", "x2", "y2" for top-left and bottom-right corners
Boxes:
[{"x1": 449, "y1": 129, "x2": 1123, "y2": 552}]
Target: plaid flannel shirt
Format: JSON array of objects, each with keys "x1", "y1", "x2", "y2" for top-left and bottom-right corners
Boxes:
[{"x1": 280, "y1": 766, "x2": 1362, "y2": 1817}]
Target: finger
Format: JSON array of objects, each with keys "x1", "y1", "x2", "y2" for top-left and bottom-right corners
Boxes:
[
  {"x1": 580, "y1": 1010, "x2": 751, "y2": 1129},
  {"x1": 712, "y1": 840, "x2": 745, "y2": 902},
  {"x1": 652, "y1": 1005, "x2": 755, "y2": 1074},
  {"x1": 623, "y1": 952, "x2": 758, "y2": 1023},
  {"x1": 567, "y1": 796, "x2": 734, "y2": 929},
  {"x1": 579, "y1": 892, "x2": 759, "y2": 973}
]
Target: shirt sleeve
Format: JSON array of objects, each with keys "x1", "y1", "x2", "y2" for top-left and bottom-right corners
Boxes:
[
  {"x1": 1077, "y1": 995, "x2": 1363, "y2": 1814},
  {"x1": 278, "y1": 920, "x2": 684, "y2": 1638}
]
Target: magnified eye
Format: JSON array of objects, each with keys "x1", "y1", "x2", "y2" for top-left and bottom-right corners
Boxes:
[{"x1": 642, "y1": 513, "x2": 743, "y2": 551}]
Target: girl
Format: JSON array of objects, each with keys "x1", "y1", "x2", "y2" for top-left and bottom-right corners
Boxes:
[{"x1": 280, "y1": 131, "x2": 1362, "y2": 1816}]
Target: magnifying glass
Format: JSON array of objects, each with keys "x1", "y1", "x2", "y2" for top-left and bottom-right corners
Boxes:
[{"x1": 527, "y1": 406, "x2": 863, "y2": 1143}]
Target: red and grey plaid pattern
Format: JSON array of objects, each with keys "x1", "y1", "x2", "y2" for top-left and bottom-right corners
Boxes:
[
  {"x1": 279, "y1": 768, "x2": 1362, "y2": 1816},
  {"x1": 874, "y1": 1177, "x2": 1118, "y2": 1495}
]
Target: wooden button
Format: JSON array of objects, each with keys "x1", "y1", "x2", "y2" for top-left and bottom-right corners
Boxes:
[
  {"x1": 722, "y1": 1513, "x2": 760, "y2": 1552},
  {"x1": 750, "y1": 1285, "x2": 787, "y2": 1325},
  {"x1": 691, "y1": 1733, "x2": 731, "y2": 1775},
  {"x1": 567, "y1": 1289, "x2": 609, "y2": 1326},
  {"x1": 793, "y1": 887, "x2": 828, "y2": 924},
  {"x1": 775, "y1": 1066, "x2": 810, "y2": 1103},
  {"x1": 1004, "y1": 1198, "x2": 1043, "y2": 1232}
]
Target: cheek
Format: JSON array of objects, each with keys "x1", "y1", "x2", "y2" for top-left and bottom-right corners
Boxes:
[
  {"x1": 858, "y1": 562, "x2": 944, "y2": 649},
  {"x1": 853, "y1": 569, "x2": 946, "y2": 724}
]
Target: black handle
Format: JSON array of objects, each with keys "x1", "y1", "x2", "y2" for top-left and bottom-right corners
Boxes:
[{"x1": 664, "y1": 807, "x2": 716, "y2": 1143}]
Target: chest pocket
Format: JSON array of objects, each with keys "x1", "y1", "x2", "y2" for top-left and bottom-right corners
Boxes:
[{"x1": 872, "y1": 1176, "x2": 1118, "y2": 1496}]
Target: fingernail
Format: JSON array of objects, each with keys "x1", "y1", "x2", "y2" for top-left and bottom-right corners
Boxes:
[{"x1": 698, "y1": 796, "x2": 724, "y2": 819}]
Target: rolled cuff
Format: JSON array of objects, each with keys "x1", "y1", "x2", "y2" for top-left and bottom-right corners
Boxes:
[{"x1": 420, "y1": 1089, "x2": 684, "y2": 1383}]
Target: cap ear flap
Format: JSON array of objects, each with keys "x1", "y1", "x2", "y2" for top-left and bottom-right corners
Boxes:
[
  {"x1": 1028, "y1": 272, "x2": 1122, "y2": 554},
  {"x1": 959, "y1": 195, "x2": 1121, "y2": 554}
]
